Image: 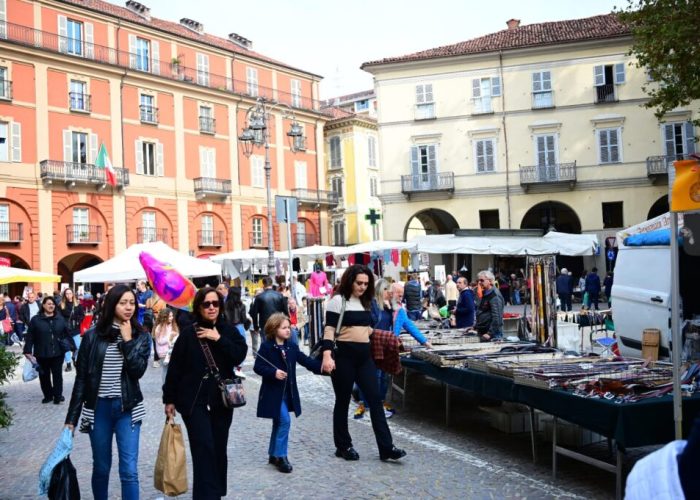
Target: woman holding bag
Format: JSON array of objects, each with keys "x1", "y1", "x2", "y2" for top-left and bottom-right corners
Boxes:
[
  {"x1": 58, "y1": 288, "x2": 84, "y2": 372},
  {"x1": 163, "y1": 286, "x2": 248, "y2": 499},
  {"x1": 64, "y1": 284, "x2": 151, "y2": 500}
]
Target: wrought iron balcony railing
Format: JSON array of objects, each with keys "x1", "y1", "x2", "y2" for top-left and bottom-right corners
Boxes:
[
  {"x1": 40, "y1": 160, "x2": 129, "y2": 189},
  {"x1": 249, "y1": 232, "x2": 268, "y2": 249},
  {"x1": 291, "y1": 188, "x2": 338, "y2": 209},
  {"x1": 0, "y1": 21, "x2": 323, "y2": 112},
  {"x1": 0, "y1": 222, "x2": 23, "y2": 243},
  {"x1": 532, "y1": 90, "x2": 555, "y2": 109},
  {"x1": 401, "y1": 172, "x2": 455, "y2": 196},
  {"x1": 519, "y1": 162, "x2": 577, "y2": 187},
  {"x1": 137, "y1": 227, "x2": 169, "y2": 244},
  {"x1": 194, "y1": 177, "x2": 232, "y2": 199},
  {"x1": 595, "y1": 84, "x2": 617, "y2": 104},
  {"x1": 69, "y1": 92, "x2": 91, "y2": 112},
  {"x1": 198, "y1": 230, "x2": 224, "y2": 247},
  {"x1": 199, "y1": 116, "x2": 216, "y2": 134},
  {"x1": 139, "y1": 104, "x2": 158, "y2": 124},
  {"x1": 66, "y1": 224, "x2": 102, "y2": 245}
]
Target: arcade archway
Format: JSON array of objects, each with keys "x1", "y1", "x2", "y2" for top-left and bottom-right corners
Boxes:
[
  {"x1": 648, "y1": 195, "x2": 669, "y2": 220},
  {"x1": 57, "y1": 253, "x2": 104, "y2": 293},
  {"x1": 404, "y1": 209, "x2": 459, "y2": 239},
  {"x1": 0, "y1": 253, "x2": 30, "y2": 298}
]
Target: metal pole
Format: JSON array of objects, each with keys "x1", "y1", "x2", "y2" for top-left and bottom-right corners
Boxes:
[
  {"x1": 263, "y1": 107, "x2": 275, "y2": 276},
  {"x1": 671, "y1": 211, "x2": 682, "y2": 439},
  {"x1": 285, "y1": 199, "x2": 294, "y2": 292}
]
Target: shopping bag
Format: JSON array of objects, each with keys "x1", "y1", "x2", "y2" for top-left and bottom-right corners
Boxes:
[
  {"x1": 48, "y1": 457, "x2": 80, "y2": 500},
  {"x1": 154, "y1": 417, "x2": 188, "y2": 496},
  {"x1": 38, "y1": 428, "x2": 73, "y2": 496},
  {"x1": 583, "y1": 292, "x2": 590, "y2": 308},
  {"x1": 23, "y1": 358, "x2": 39, "y2": 382}
]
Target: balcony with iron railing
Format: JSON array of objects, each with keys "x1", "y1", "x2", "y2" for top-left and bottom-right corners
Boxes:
[
  {"x1": 194, "y1": 177, "x2": 232, "y2": 200},
  {"x1": 0, "y1": 79, "x2": 12, "y2": 100},
  {"x1": 0, "y1": 222, "x2": 23, "y2": 244},
  {"x1": 69, "y1": 92, "x2": 91, "y2": 112},
  {"x1": 66, "y1": 224, "x2": 102, "y2": 245},
  {"x1": 198, "y1": 230, "x2": 224, "y2": 247},
  {"x1": 199, "y1": 116, "x2": 216, "y2": 134},
  {"x1": 532, "y1": 90, "x2": 555, "y2": 109},
  {"x1": 595, "y1": 84, "x2": 617, "y2": 104},
  {"x1": 293, "y1": 233, "x2": 317, "y2": 248},
  {"x1": 249, "y1": 232, "x2": 268, "y2": 249},
  {"x1": 40, "y1": 160, "x2": 129, "y2": 190},
  {"x1": 646, "y1": 155, "x2": 688, "y2": 182},
  {"x1": 400, "y1": 172, "x2": 455, "y2": 198},
  {"x1": 0, "y1": 22, "x2": 324, "y2": 113},
  {"x1": 291, "y1": 189, "x2": 338, "y2": 209},
  {"x1": 414, "y1": 103, "x2": 436, "y2": 120},
  {"x1": 519, "y1": 162, "x2": 577, "y2": 191},
  {"x1": 140, "y1": 104, "x2": 158, "y2": 124},
  {"x1": 137, "y1": 227, "x2": 169, "y2": 244},
  {"x1": 471, "y1": 96, "x2": 494, "y2": 115}
]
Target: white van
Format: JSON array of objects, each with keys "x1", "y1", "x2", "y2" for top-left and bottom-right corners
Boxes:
[{"x1": 612, "y1": 233, "x2": 700, "y2": 359}]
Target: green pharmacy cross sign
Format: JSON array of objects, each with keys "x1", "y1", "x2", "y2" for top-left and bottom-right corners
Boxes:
[{"x1": 365, "y1": 209, "x2": 382, "y2": 226}]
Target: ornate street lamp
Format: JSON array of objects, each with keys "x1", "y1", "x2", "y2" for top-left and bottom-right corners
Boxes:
[{"x1": 239, "y1": 97, "x2": 304, "y2": 274}]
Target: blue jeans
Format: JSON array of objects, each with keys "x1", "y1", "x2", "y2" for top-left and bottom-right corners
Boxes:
[
  {"x1": 407, "y1": 309, "x2": 422, "y2": 321},
  {"x1": 513, "y1": 290, "x2": 521, "y2": 305},
  {"x1": 290, "y1": 327, "x2": 299, "y2": 345},
  {"x1": 89, "y1": 397, "x2": 141, "y2": 500},
  {"x1": 65, "y1": 334, "x2": 81, "y2": 363},
  {"x1": 268, "y1": 400, "x2": 291, "y2": 458}
]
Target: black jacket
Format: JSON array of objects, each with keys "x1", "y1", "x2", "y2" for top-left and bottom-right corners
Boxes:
[
  {"x1": 23, "y1": 313, "x2": 72, "y2": 358},
  {"x1": 250, "y1": 289, "x2": 288, "y2": 331},
  {"x1": 58, "y1": 302, "x2": 85, "y2": 336},
  {"x1": 163, "y1": 319, "x2": 248, "y2": 415},
  {"x1": 404, "y1": 280, "x2": 422, "y2": 312},
  {"x1": 65, "y1": 326, "x2": 151, "y2": 426}
]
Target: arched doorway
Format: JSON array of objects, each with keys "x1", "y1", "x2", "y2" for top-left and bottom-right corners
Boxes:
[
  {"x1": 520, "y1": 201, "x2": 583, "y2": 276},
  {"x1": 57, "y1": 253, "x2": 104, "y2": 293},
  {"x1": 648, "y1": 195, "x2": 669, "y2": 220},
  {"x1": 0, "y1": 253, "x2": 30, "y2": 298},
  {"x1": 404, "y1": 209, "x2": 459, "y2": 239}
]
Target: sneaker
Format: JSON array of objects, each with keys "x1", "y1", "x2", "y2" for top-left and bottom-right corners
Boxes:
[
  {"x1": 353, "y1": 404, "x2": 365, "y2": 419},
  {"x1": 384, "y1": 409, "x2": 393, "y2": 419},
  {"x1": 153, "y1": 361, "x2": 160, "y2": 368},
  {"x1": 383, "y1": 403, "x2": 395, "y2": 416},
  {"x1": 234, "y1": 369, "x2": 246, "y2": 380}
]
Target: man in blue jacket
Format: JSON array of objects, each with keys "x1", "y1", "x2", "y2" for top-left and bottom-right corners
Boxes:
[
  {"x1": 454, "y1": 277, "x2": 475, "y2": 328},
  {"x1": 585, "y1": 267, "x2": 601, "y2": 310},
  {"x1": 556, "y1": 268, "x2": 573, "y2": 312}
]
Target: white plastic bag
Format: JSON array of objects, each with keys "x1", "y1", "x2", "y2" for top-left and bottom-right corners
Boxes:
[{"x1": 23, "y1": 358, "x2": 39, "y2": 382}]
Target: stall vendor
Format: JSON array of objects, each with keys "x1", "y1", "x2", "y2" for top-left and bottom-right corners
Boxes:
[{"x1": 474, "y1": 270, "x2": 504, "y2": 341}]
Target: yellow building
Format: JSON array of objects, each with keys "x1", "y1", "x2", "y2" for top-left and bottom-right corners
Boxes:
[
  {"x1": 323, "y1": 105, "x2": 381, "y2": 245},
  {"x1": 362, "y1": 15, "x2": 697, "y2": 273}
]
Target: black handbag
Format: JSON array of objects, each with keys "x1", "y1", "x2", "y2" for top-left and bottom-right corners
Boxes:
[
  {"x1": 309, "y1": 297, "x2": 346, "y2": 360},
  {"x1": 199, "y1": 339, "x2": 246, "y2": 409}
]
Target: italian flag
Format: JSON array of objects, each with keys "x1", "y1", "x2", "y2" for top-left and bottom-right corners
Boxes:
[{"x1": 95, "y1": 143, "x2": 117, "y2": 186}]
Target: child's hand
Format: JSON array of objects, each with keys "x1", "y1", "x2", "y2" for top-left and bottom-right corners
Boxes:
[{"x1": 275, "y1": 369, "x2": 287, "y2": 380}]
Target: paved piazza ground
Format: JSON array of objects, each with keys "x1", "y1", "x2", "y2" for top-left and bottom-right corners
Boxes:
[{"x1": 0, "y1": 339, "x2": 645, "y2": 499}]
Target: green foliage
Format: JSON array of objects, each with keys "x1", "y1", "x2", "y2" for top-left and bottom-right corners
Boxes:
[
  {"x1": 616, "y1": 0, "x2": 700, "y2": 126},
  {"x1": 0, "y1": 345, "x2": 19, "y2": 428}
]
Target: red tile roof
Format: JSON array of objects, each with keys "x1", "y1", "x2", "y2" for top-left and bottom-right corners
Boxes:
[
  {"x1": 59, "y1": 0, "x2": 321, "y2": 78},
  {"x1": 322, "y1": 106, "x2": 356, "y2": 121},
  {"x1": 362, "y1": 14, "x2": 630, "y2": 68},
  {"x1": 321, "y1": 89, "x2": 375, "y2": 107}
]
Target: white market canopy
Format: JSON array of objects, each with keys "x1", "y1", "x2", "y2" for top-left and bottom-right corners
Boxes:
[
  {"x1": 74, "y1": 242, "x2": 222, "y2": 283},
  {"x1": 411, "y1": 231, "x2": 598, "y2": 256},
  {"x1": 211, "y1": 249, "x2": 289, "y2": 262},
  {"x1": 332, "y1": 240, "x2": 416, "y2": 256},
  {"x1": 0, "y1": 266, "x2": 61, "y2": 285}
]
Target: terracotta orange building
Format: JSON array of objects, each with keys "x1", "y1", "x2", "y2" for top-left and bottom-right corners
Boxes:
[{"x1": 0, "y1": 0, "x2": 334, "y2": 294}]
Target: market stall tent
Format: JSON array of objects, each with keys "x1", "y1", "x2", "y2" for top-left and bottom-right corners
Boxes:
[
  {"x1": 73, "y1": 242, "x2": 222, "y2": 283},
  {"x1": 332, "y1": 240, "x2": 416, "y2": 256},
  {"x1": 0, "y1": 266, "x2": 61, "y2": 285}
]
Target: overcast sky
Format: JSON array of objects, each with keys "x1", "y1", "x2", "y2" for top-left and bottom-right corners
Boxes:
[{"x1": 124, "y1": 0, "x2": 624, "y2": 99}]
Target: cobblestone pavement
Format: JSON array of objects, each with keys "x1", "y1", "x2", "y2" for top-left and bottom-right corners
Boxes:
[{"x1": 0, "y1": 343, "x2": 634, "y2": 499}]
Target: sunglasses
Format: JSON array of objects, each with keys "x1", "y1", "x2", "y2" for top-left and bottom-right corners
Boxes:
[{"x1": 201, "y1": 300, "x2": 220, "y2": 309}]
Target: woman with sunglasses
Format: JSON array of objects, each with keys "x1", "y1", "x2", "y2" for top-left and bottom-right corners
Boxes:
[
  {"x1": 321, "y1": 264, "x2": 406, "y2": 462},
  {"x1": 163, "y1": 286, "x2": 247, "y2": 499}
]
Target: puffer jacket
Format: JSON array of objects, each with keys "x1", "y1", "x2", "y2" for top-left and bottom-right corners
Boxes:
[
  {"x1": 404, "y1": 280, "x2": 422, "y2": 312},
  {"x1": 23, "y1": 314, "x2": 71, "y2": 358},
  {"x1": 65, "y1": 325, "x2": 151, "y2": 426}
]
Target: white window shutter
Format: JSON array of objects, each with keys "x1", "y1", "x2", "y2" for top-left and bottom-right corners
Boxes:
[
  {"x1": 135, "y1": 140, "x2": 144, "y2": 174},
  {"x1": 10, "y1": 121, "x2": 21, "y2": 162},
  {"x1": 84, "y1": 23, "x2": 94, "y2": 59},
  {"x1": 532, "y1": 72, "x2": 541, "y2": 92},
  {"x1": 476, "y1": 140, "x2": 484, "y2": 172},
  {"x1": 664, "y1": 124, "x2": 675, "y2": 157},
  {"x1": 156, "y1": 142, "x2": 164, "y2": 176},
  {"x1": 89, "y1": 133, "x2": 98, "y2": 163},
  {"x1": 415, "y1": 85, "x2": 424, "y2": 104},
  {"x1": 410, "y1": 146, "x2": 419, "y2": 175},
  {"x1": 63, "y1": 130, "x2": 72, "y2": 162},
  {"x1": 542, "y1": 71, "x2": 551, "y2": 90},
  {"x1": 128, "y1": 34, "x2": 137, "y2": 68},
  {"x1": 685, "y1": 122, "x2": 696, "y2": 154},
  {"x1": 486, "y1": 140, "x2": 494, "y2": 170},
  {"x1": 425, "y1": 84, "x2": 433, "y2": 102},
  {"x1": 151, "y1": 41, "x2": 160, "y2": 75},
  {"x1": 428, "y1": 145, "x2": 437, "y2": 174},
  {"x1": 472, "y1": 79, "x2": 481, "y2": 97},
  {"x1": 491, "y1": 77, "x2": 501, "y2": 96},
  {"x1": 58, "y1": 15, "x2": 68, "y2": 53},
  {"x1": 599, "y1": 131, "x2": 609, "y2": 163},
  {"x1": 614, "y1": 63, "x2": 626, "y2": 84},
  {"x1": 594, "y1": 65, "x2": 605, "y2": 86},
  {"x1": 0, "y1": 0, "x2": 6, "y2": 39},
  {"x1": 610, "y1": 129, "x2": 620, "y2": 162}
]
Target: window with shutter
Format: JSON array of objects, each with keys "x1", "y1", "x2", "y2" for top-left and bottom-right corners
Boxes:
[
  {"x1": 251, "y1": 155, "x2": 264, "y2": 188},
  {"x1": 0, "y1": 67, "x2": 8, "y2": 100},
  {"x1": 252, "y1": 217, "x2": 263, "y2": 246},
  {"x1": 594, "y1": 64, "x2": 622, "y2": 102},
  {"x1": 66, "y1": 19, "x2": 83, "y2": 56},
  {"x1": 196, "y1": 53, "x2": 209, "y2": 86},
  {"x1": 71, "y1": 132, "x2": 88, "y2": 164},
  {"x1": 294, "y1": 161, "x2": 307, "y2": 189},
  {"x1": 135, "y1": 37, "x2": 150, "y2": 72},
  {"x1": 474, "y1": 139, "x2": 496, "y2": 173},
  {"x1": 415, "y1": 84, "x2": 435, "y2": 119},
  {"x1": 156, "y1": 142, "x2": 164, "y2": 176},
  {"x1": 246, "y1": 67, "x2": 258, "y2": 97},
  {"x1": 368, "y1": 136, "x2": 377, "y2": 167},
  {"x1": 685, "y1": 122, "x2": 696, "y2": 155},
  {"x1": 598, "y1": 128, "x2": 621, "y2": 164},
  {"x1": 532, "y1": 71, "x2": 553, "y2": 108},
  {"x1": 472, "y1": 78, "x2": 498, "y2": 114},
  {"x1": 291, "y1": 79, "x2": 302, "y2": 107},
  {"x1": 664, "y1": 122, "x2": 697, "y2": 158},
  {"x1": 139, "y1": 141, "x2": 157, "y2": 175},
  {"x1": 614, "y1": 63, "x2": 626, "y2": 84},
  {"x1": 329, "y1": 137, "x2": 342, "y2": 168},
  {"x1": 142, "y1": 211, "x2": 156, "y2": 242},
  {"x1": 10, "y1": 121, "x2": 20, "y2": 162}
]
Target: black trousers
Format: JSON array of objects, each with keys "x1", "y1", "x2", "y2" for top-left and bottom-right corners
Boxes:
[
  {"x1": 558, "y1": 293, "x2": 572, "y2": 312},
  {"x1": 182, "y1": 404, "x2": 233, "y2": 500},
  {"x1": 331, "y1": 341, "x2": 393, "y2": 454},
  {"x1": 36, "y1": 355, "x2": 63, "y2": 400}
]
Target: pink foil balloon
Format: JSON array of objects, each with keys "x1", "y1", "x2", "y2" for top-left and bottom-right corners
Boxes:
[{"x1": 139, "y1": 251, "x2": 196, "y2": 311}]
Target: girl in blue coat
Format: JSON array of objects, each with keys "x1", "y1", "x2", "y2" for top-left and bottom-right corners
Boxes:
[{"x1": 254, "y1": 312, "x2": 324, "y2": 473}]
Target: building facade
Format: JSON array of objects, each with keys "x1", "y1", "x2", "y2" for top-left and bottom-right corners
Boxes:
[
  {"x1": 323, "y1": 105, "x2": 381, "y2": 245},
  {"x1": 0, "y1": 0, "x2": 330, "y2": 293},
  {"x1": 362, "y1": 15, "x2": 696, "y2": 274}
]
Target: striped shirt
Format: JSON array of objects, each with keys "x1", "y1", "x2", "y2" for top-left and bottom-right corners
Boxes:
[
  {"x1": 79, "y1": 331, "x2": 145, "y2": 432},
  {"x1": 323, "y1": 295, "x2": 373, "y2": 343}
]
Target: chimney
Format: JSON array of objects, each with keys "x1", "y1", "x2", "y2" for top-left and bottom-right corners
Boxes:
[
  {"x1": 228, "y1": 33, "x2": 252, "y2": 49},
  {"x1": 506, "y1": 18, "x2": 521, "y2": 30},
  {"x1": 180, "y1": 18, "x2": 204, "y2": 34},
  {"x1": 125, "y1": 1, "x2": 150, "y2": 20}
]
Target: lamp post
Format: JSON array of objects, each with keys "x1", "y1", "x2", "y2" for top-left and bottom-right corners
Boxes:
[{"x1": 239, "y1": 97, "x2": 304, "y2": 275}]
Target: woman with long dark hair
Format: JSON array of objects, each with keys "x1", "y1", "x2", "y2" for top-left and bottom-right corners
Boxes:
[
  {"x1": 321, "y1": 264, "x2": 406, "y2": 462},
  {"x1": 64, "y1": 284, "x2": 151, "y2": 500},
  {"x1": 164, "y1": 286, "x2": 248, "y2": 499},
  {"x1": 58, "y1": 288, "x2": 84, "y2": 372}
]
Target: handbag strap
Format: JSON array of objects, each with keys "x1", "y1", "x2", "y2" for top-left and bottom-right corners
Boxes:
[
  {"x1": 331, "y1": 297, "x2": 346, "y2": 346},
  {"x1": 198, "y1": 338, "x2": 220, "y2": 378}
]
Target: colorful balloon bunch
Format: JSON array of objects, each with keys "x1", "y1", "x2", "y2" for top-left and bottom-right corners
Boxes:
[{"x1": 139, "y1": 251, "x2": 196, "y2": 311}]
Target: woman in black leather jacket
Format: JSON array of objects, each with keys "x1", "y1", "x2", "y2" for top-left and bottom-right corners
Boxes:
[
  {"x1": 64, "y1": 284, "x2": 151, "y2": 500},
  {"x1": 164, "y1": 286, "x2": 248, "y2": 500}
]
